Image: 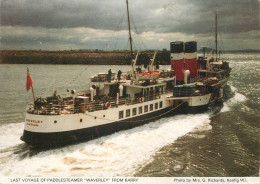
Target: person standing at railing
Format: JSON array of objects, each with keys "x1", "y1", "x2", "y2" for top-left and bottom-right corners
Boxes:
[
  {"x1": 117, "y1": 70, "x2": 122, "y2": 81},
  {"x1": 74, "y1": 98, "x2": 80, "y2": 113},
  {"x1": 108, "y1": 69, "x2": 112, "y2": 83},
  {"x1": 53, "y1": 91, "x2": 57, "y2": 97}
]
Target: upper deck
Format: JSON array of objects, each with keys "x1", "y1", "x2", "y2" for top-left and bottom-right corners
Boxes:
[{"x1": 27, "y1": 69, "x2": 175, "y2": 116}]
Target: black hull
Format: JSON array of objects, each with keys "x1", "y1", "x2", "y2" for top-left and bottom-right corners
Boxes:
[{"x1": 187, "y1": 104, "x2": 208, "y2": 114}]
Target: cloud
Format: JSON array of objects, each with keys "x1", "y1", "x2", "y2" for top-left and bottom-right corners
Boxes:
[
  {"x1": 1, "y1": 0, "x2": 126, "y2": 29},
  {"x1": 1, "y1": 0, "x2": 259, "y2": 33},
  {"x1": 0, "y1": 0, "x2": 259, "y2": 50},
  {"x1": 2, "y1": 25, "x2": 258, "y2": 51},
  {"x1": 0, "y1": 26, "x2": 130, "y2": 50}
]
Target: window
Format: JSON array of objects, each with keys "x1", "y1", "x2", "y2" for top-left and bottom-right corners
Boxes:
[
  {"x1": 159, "y1": 101, "x2": 163, "y2": 108},
  {"x1": 150, "y1": 104, "x2": 153, "y2": 111},
  {"x1": 155, "y1": 102, "x2": 158, "y2": 110},
  {"x1": 144, "y1": 105, "x2": 148, "y2": 112},
  {"x1": 126, "y1": 109, "x2": 130, "y2": 117},
  {"x1": 119, "y1": 111, "x2": 124, "y2": 119},
  {"x1": 139, "y1": 106, "x2": 143, "y2": 114},
  {"x1": 132, "y1": 108, "x2": 137, "y2": 116}
]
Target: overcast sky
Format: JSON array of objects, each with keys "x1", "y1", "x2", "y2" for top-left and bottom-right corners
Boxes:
[{"x1": 0, "y1": 0, "x2": 259, "y2": 50}]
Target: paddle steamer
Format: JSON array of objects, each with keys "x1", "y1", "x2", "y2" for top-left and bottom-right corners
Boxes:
[
  {"x1": 21, "y1": 40, "x2": 231, "y2": 147},
  {"x1": 21, "y1": 4, "x2": 231, "y2": 147}
]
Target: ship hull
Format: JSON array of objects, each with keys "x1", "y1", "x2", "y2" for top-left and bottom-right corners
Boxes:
[
  {"x1": 21, "y1": 89, "x2": 227, "y2": 148},
  {"x1": 21, "y1": 103, "x2": 187, "y2": 147}
]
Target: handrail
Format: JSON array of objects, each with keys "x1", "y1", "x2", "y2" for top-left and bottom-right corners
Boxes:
[{"x1": 26, "y1": 91, "x2": 170, "y2": 115}]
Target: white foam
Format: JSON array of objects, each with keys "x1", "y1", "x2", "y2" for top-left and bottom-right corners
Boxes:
[
  {"x1": 222, "y1": 92, "x2": 247, "y2": 112},
  {"x1": 0, "y1": 114, "x2": 210, "y2": 177},
  {"x1": 230, "y1": 85, "x2": 237, "y2": 92},
  {"x1": 220, "y1": 104, "x2": 230, "y2": 112},
  {"x1": 231, "y1": 93, "x2": 246, "y2": 103},
  {"x1": 221, "y1": 86, "x2": 246, "y2": 112},
  {"x1": 0, "y1": 123, "x2": 24, "y2": 150}
]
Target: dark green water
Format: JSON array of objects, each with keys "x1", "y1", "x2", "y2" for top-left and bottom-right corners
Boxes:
[{"x1": 136, "y1": 53, "x2": 260, "y2": 177}]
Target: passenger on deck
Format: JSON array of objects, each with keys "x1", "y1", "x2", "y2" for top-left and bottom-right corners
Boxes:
[
  {"x1": 102, "y1": 95, "x2": 109, "y2": 110},
  {"x1": 53, "y1": 91, "x2": 57, "y2": 97},
  {"x1": 51, "y1": 90, "x2": 62, "y2": 104},
  {"x1": 117, "y1": 70, "x2": 122, "y2": 81},
  {"x1": 103, "y1": 95, "x2": 109, "y2": 102},
  {"x1": 136, "y1": 67, "x2": 141, "y2": 73},
  {"x1": 108, "y1": 69, "x2": 112, "y2": 83},
  {"x1": 52, "y1": 90, "x2": 60, "y2": 101}
]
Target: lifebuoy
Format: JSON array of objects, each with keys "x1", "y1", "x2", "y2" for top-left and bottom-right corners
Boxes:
[
  {"x1": 105, "y1": 102, "x2": 111, "y2": 109},
  {"x1": 139, "y1": 97, "x2": 144, "y2": 103}
]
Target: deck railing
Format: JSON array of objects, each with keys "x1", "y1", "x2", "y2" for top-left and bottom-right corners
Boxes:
[{"x1": 26, "y1": 92, "x2": 167, "y2": 115}]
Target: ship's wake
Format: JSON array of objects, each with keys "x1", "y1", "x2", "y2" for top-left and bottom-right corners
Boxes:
[
  {"x1": 0, "y1": 114, "x2": 211, "y2": 177},
  {"x1": 221, "y1": 86, "x2": 247, "y2": 113}
]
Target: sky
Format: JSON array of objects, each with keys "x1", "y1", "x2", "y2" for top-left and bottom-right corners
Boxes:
[{"x1": 0, "y1": 0, "x2": 259, "y2": 51}]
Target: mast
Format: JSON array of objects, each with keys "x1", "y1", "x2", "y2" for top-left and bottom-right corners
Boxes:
[
  {"x1": 126, "y1": 0, "x2": 133, "y2": 53},
  {"x1": 215, "y1": 8, "x2": 218, "y2": 60}
]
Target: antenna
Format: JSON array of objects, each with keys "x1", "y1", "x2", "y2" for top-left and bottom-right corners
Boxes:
[
  {"x1": 126, "y1": 0, "x2": 133, "y2": 53},
  {"x1": 215, "y1": 8, "x2": 218, "y2": 60}
]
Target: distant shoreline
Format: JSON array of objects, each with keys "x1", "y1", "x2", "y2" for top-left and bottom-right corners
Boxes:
[
  {"x1": 0, "y1": 50, "x2": 259, "y2": 65},
  {"x1": 0, "y1": 50, "x2": 134, "y2": 65},
  {"x1": 0, "y1": 50, "x2": 170, "y2": 65}
]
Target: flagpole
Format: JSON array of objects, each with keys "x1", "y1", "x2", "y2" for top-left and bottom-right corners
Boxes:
[
  {"x1": 27, "y1": 67, "x2": 36, "y2": 103},
  {"x1": 31, "y1": 84, "x2": 36, "y2": 104}
]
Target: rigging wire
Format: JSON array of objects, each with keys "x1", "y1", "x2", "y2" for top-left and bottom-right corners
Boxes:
[
  {"x1": 124, "y1": 39, "x2": 131, "y2": 50},
  {"x1": 218, "y1": 30, "x2": 226, "y2": 59},
  {"x1": 132, "y1": 39, "x2": 137, "y2": 51},
  {"x1": 112, "y1": 13, "x2": 126, "y2": 50},
  {"x1": 45, "y1": 63, "x2": 89, "y2": 96},
  {"x1": 69, "y1": 66, "x2": 89, "y2": 85},
  {"x1": 204, "y1": 22, "x2": 215, "y2": 56},
  {"x1": 63, "y1": 65, "x2": 89, "y2": 95},
  {"x1": 130, "y1": 12, "x2": 147, "y2": 50},
  {"x1": 218, "y1": 29, "x2": 225, "y2": 54}
]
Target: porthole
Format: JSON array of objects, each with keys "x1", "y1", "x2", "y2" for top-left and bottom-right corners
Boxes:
[
  {"x1": 103, "y1": 115, "x2": 105, "y2": 117},
  {"x1": 80, "y1": 119, "x2": 83, "y2": 122},
  {"x1": 54, "y1": 120, "x2": 57, "y2": 123},
  {"x1": 94, "y1": 117, "x2": 97, "y2": 119}
]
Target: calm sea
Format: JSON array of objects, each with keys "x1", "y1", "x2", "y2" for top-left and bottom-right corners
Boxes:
[{"x1": 0, "y1": 53, "x2": 259, "y2": 177}]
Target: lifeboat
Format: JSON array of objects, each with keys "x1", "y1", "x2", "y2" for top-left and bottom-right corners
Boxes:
[{"x1": 136, "y1": 71, "x2": 160, "y2": 81}]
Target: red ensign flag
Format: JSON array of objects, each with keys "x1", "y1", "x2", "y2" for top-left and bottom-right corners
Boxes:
[{"x1": 26, "y1": 69, "x2": 33, "y2": 91}]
